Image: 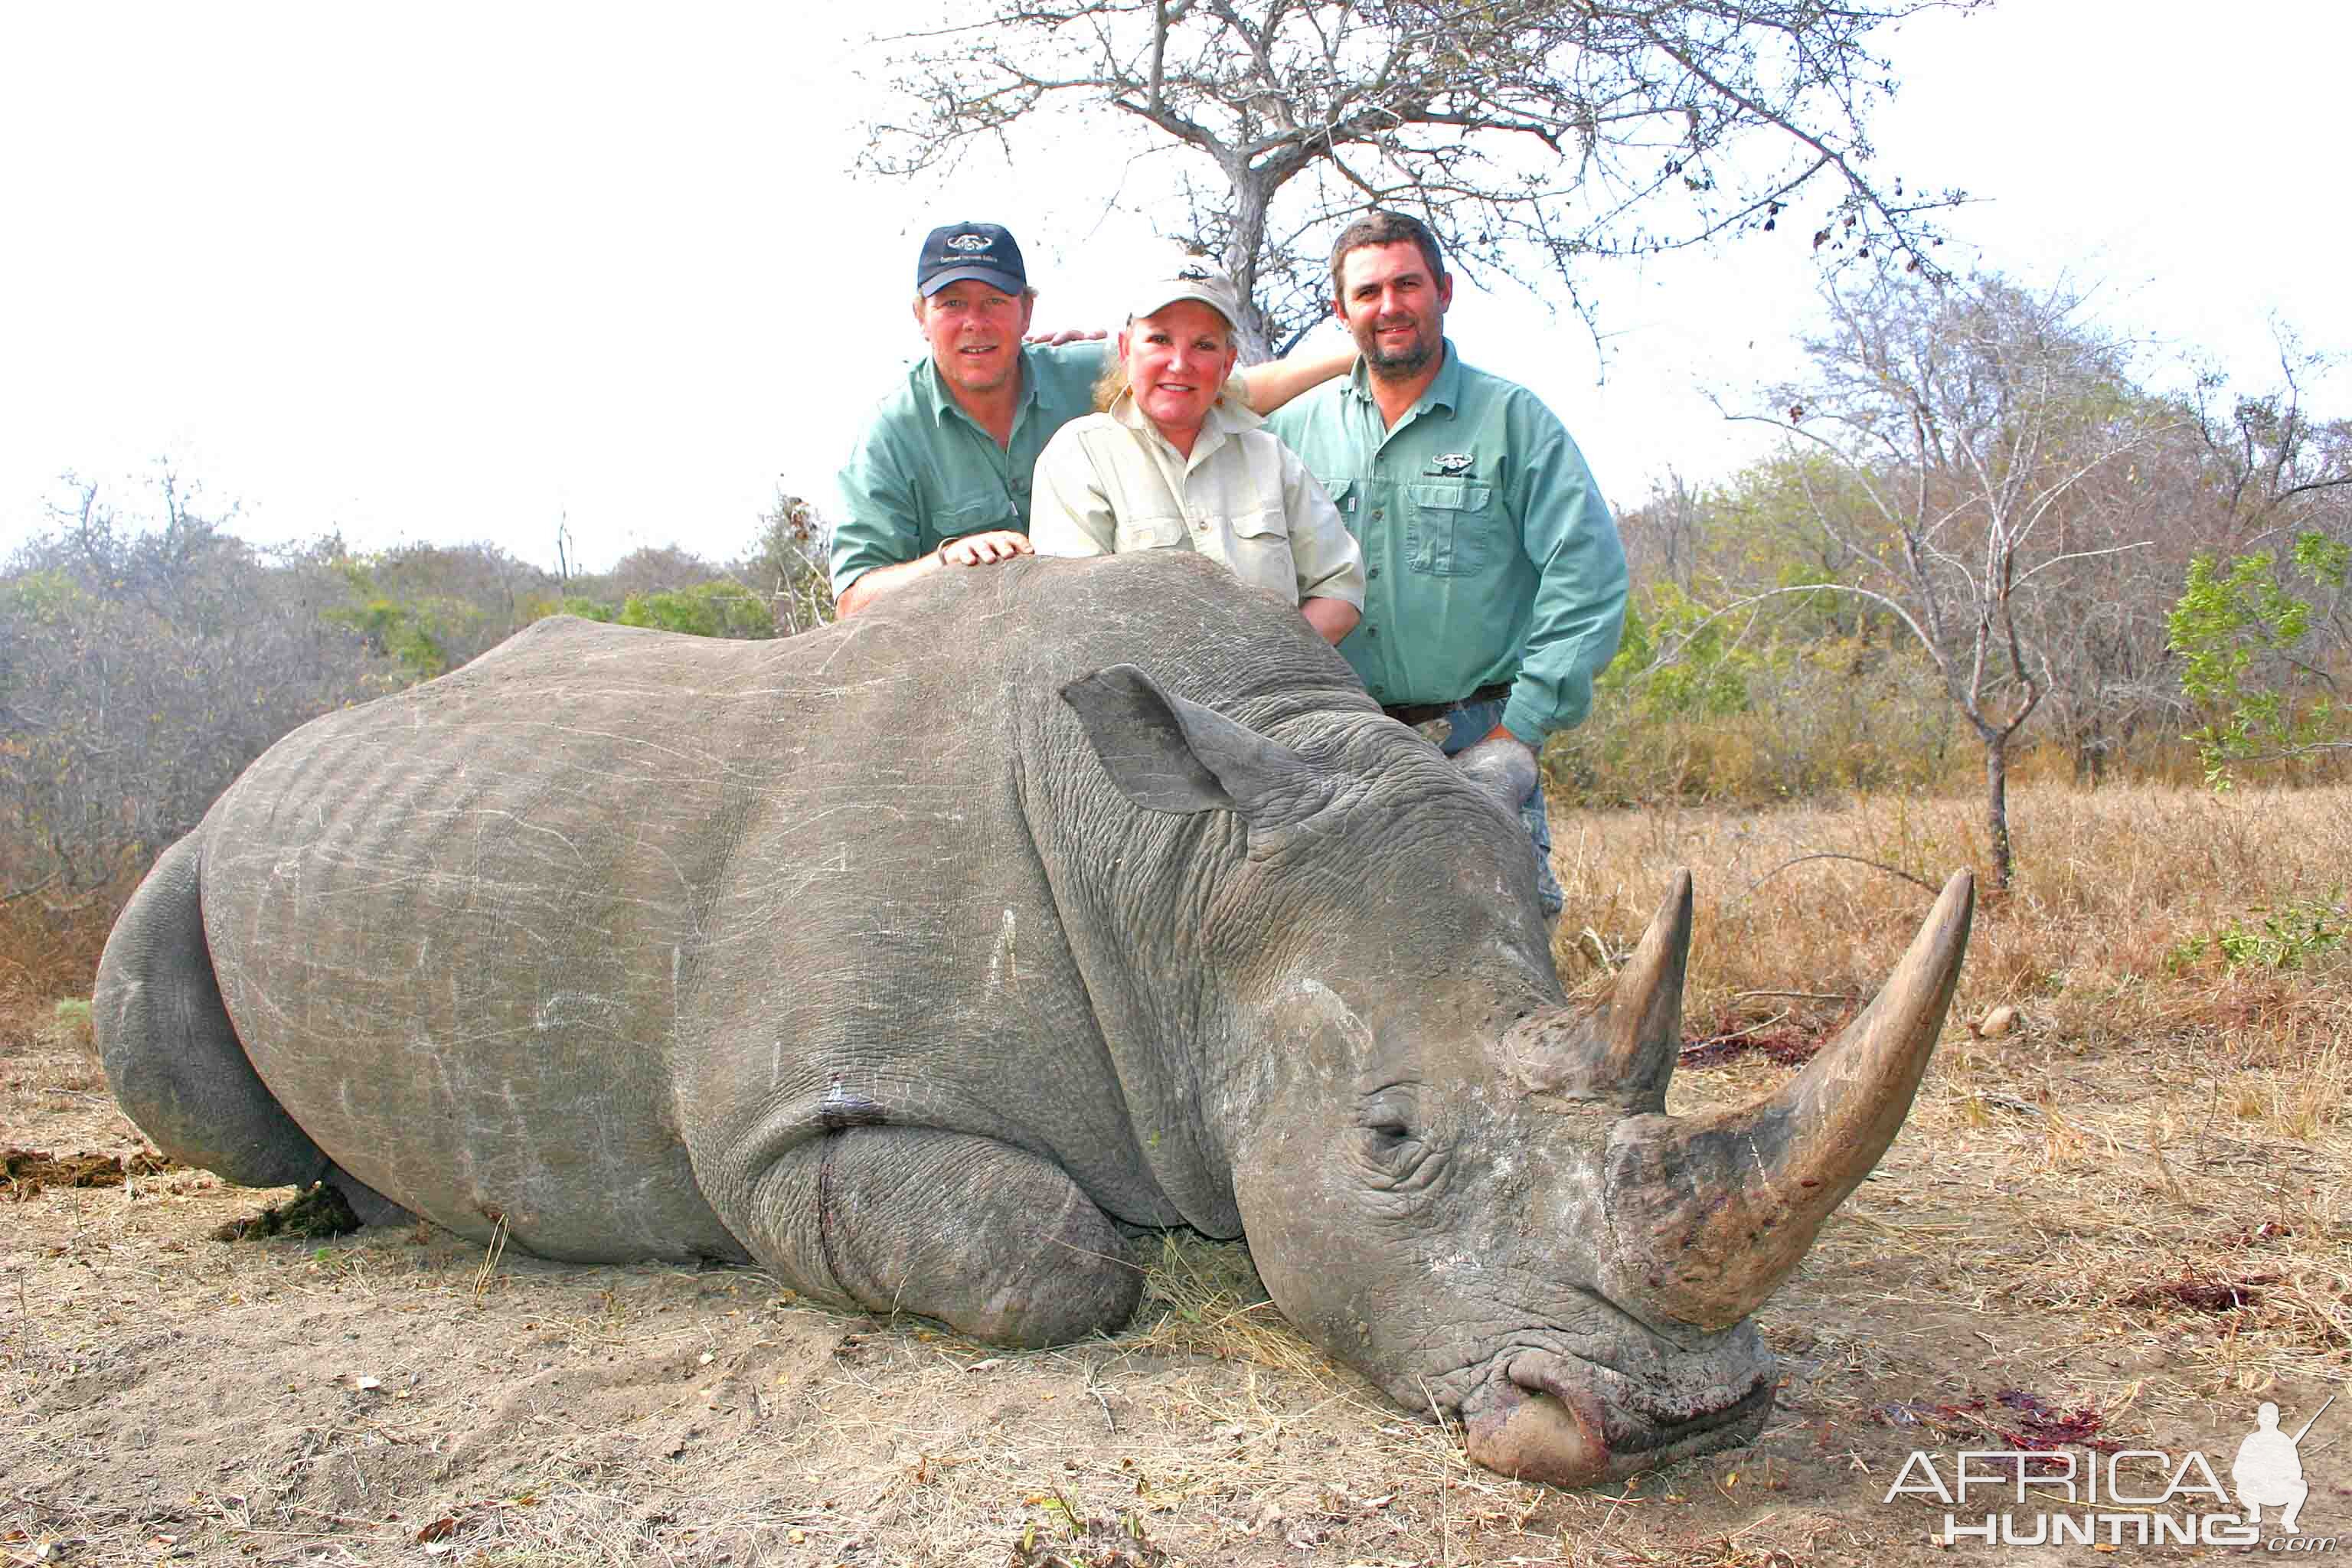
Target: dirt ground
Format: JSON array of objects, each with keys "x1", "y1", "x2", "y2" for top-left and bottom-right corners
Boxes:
[{"x1": 4, "y1": 983, "x2": 2347, "y2": 1566}]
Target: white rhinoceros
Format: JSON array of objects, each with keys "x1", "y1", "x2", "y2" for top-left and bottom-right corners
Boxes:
[{"x1": 96, "y1": 550, "x2": 1970, "y2": 1487}]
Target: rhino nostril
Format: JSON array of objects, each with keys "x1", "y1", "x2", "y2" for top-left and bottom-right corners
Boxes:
[{"x1": 1463, "y1": 1380, "x2": 1609, "y2": 1488}]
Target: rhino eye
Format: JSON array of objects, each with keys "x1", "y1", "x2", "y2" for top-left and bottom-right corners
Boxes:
[{"x1": 1359, "y1": 1112, "x2": 1429, "y2": 1178}]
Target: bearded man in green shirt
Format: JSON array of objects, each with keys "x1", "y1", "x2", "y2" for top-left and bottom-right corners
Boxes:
[
  {"x1": 1266, "y1": 211, "x2": 1629, "y2": 920},
  {"x1": 831, "y1": 222, "x2": 1348, "y2": 616}
]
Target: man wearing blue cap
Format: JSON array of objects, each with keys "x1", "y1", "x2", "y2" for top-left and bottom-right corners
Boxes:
[{"x1": 831, "y1": 222, "x2": 1346, "y2": 616}]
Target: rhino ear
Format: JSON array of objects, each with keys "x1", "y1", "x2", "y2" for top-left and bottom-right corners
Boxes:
[{"x1": 1060, "y1": 664, "x2": 1323, "y2": 822}]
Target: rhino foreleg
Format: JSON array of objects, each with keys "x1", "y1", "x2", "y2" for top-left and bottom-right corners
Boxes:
[
  {"x1": 95, "y1": 832, "x2": 413, "y2": 1228},
  {"x1": 733, "y1": 1128, "x2": 1142, "y2": 1348}
]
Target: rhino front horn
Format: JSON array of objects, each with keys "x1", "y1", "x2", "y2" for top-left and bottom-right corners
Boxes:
[{"x1": 1600, "y1": 870, "x2": 1975, "y2": 1331}]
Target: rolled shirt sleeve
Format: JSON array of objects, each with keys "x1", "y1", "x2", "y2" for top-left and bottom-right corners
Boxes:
[
  {"x1": 1498, "y1": 404, "x2": 1628, "y2": 746},
  {"x1": 831, "y1": 423, "x2": 925, "y2": 593}
]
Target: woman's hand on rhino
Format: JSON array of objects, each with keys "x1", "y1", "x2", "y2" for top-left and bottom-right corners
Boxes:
[{"x1": 939, "y1": 531, "x2": 1035, "y2": 567}]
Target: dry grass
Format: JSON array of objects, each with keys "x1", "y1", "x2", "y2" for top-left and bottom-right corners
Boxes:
[
  {"x1": 2, "y1": 781, "x2": 2347, "y2": 1566},
  {"x1": 0, "y1": 867, "x2": 132, "y2": 1006},
  {"x1": 1550, "y1": 779, "x2": 2352, "y2": 1064}
]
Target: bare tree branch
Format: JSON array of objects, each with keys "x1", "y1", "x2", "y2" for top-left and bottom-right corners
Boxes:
[
  {"x1": 1738, "y1": 853, "x2": 1942, "y2": 901},
  {"x1": 859, "y1": 0, "x2": 1982, "y2": 357}
]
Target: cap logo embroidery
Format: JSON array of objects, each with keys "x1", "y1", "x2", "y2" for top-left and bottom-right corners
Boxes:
[
  {"x1": 1433, "y1": 452, "x2": 1474, "y2": 475},
  {"x1": 1176, "y1": 264, "x2": 1212, "y2": 281},
  {"x1": 946, "y1": 234, "x2": 993, "y2": 253}
]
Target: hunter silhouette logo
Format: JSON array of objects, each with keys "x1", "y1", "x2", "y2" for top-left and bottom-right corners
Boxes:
[
  {"x1": 2235, "y1": 1396, "x2": 2331, "y2": 1534},
  {"x1": 1175, "y1": 263, "x2": 1212, "y2": 281}
]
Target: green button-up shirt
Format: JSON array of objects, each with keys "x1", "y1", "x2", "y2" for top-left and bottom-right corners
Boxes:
[
  {"x1": 831, "y1": 342, "x2": 1108, "y2": 593},
  {"x1": 1266, "y1": 341, "x2": 1628, "y2": 744}
]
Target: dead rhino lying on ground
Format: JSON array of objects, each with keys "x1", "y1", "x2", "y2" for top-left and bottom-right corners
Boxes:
[{"x1": 96, "y1": 550, "x2": 1971, "y2": 1488}]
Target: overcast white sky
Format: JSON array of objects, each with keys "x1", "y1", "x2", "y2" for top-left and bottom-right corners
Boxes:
[{"x1": 3, "y1": 2, "x2": 2345, "y2": 573}]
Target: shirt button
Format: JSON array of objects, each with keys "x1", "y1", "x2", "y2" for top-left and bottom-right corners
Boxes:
[{"x1": 1367, "y1": 565, "x2": 1381, "y2": 579}]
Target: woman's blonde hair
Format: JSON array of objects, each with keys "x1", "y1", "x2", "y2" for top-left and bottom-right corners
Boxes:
[{"x1": 1093, "y1": 352, "x2": 1129, "y2": 413}]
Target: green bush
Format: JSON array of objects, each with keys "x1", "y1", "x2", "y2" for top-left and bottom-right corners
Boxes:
[{"x1": 615, "y1": 580, "x2": 776, "y2": 639}]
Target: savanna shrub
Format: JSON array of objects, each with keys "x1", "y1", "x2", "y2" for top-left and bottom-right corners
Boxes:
[{"x1": 1553, "y1": 586, "x2": 1966, "y2": 805}]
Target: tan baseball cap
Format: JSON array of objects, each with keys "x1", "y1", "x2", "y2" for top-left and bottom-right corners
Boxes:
[{"x1": 1129, "y1": 252, "x2": 1242, "y2": 328}]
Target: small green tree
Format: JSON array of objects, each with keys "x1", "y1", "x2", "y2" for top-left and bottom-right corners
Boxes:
[
  {"x1": 615, "y1": 581, "x2": 776, "y2": 640},
  {"x1": 556, "y1": 595, "x2": 618, "y2": 622},
  {"x1": 2169, "y1": 531, "x2": 2350, "y2": 786},
  {"x1": 322, "y1": 560, "x2": 488, "y2": 681}
]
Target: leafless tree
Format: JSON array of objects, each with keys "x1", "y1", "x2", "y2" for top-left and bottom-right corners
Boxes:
[
  {"x1": 1707, "y1": 270, "x2": 2181, "y2": 889},
  {"x1": 0, "y1": 477, "x2": 401, "y2": 900},
  {"x1": 2190, "y1": 335, "x2": 2352, "y2": 562},
  {"x1": 863, "y1": 0, "x2": 1981, "y2": 356}
]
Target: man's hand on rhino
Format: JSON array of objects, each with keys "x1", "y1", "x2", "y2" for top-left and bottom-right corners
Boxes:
[
  {"x1": 1022, "y1": 327, "x2": 1109, "y2": 346},
  {"x1": 939, "y1": 531, "x2": 1034, "y2": 567},
  {"x1": 1455, "y1": 725, "x2": 1538, "y2": 810}
]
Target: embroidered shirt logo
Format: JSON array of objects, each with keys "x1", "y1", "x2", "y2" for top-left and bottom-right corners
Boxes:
[
  {"x1": 946, "y1": 233, "x2": 994, "y2": 253},
  {"x1": 1430, "y1": 452, "x2": 1475, "y2": 475}
]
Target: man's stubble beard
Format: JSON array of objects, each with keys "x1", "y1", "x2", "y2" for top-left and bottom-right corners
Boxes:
[{"x1": 1361, "y1": 324, "x2": 1437, "y2": 381}]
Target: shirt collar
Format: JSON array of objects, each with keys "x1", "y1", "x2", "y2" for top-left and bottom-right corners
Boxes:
[
  {"x1": 1109, "y1": 387, "x2": 1259, "y2": 457},
  {"x1": 1344, "y1": 337, "x2": 1461, "y2": 418},
  {"x1": 922, "y1": 345, "x2": 1040, "y2": 429}
]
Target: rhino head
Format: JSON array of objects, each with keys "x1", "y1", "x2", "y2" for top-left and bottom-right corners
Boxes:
[{"x1": 1064, "y1": 665, "x2": 1971, "y2": 1487}]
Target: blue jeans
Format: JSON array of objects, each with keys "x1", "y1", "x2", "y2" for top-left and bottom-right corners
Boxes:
[{"x1": 1432, "y1": 698, "x2": 1564, "y2": 918}]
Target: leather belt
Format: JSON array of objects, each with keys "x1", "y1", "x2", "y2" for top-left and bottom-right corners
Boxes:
[{"x1": 1381, "y1": 682, "x2": 1512, "y2": 727}]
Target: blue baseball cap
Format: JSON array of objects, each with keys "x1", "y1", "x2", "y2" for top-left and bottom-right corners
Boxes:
[{"x1": 916, "y1": 222, "x2": 1028, "y2": 297}]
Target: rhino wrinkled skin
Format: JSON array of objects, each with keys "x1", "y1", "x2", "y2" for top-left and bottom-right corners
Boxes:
[{"x1": 96, "y1": 550, "x2": 1971, "y2": 1487}]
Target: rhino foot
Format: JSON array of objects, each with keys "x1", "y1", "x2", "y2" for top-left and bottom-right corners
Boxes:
[
  {"x1": 737, "y1": 1126, "x2": 1142, "y2": 1349},
  {"x1": 324, "y1": 1165, "x2": 416, "y2": 1229}
]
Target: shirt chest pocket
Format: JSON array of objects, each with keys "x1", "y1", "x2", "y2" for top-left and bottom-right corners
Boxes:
[
  {"x1": 1223, "y1": 509, "x2": 1298, "y2": 601},
  {"x1": 1113, "y1": 512, "x2": 1190, "y2": 552},
  {"x1": 1403, "y1": 481, "x2": 1496, "y2": 577},
  {"x1": 1317, "y1": 476, "x2": 1364, "y2": 545}
]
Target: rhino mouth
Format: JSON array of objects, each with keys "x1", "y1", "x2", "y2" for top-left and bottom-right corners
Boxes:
[
  {"x1": 1460, "y1": 1349, "x2": 1775, "y2": 1486},
  {"x1": 1597, "y1": 1372, "x2": 1774, "y2": 1455}
]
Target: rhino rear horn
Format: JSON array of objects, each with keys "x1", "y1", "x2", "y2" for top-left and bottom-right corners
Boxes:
[
  {"x1": 1061, "y1": 665, "x2": 1327, "y2": 824},
  {"x1": 1503, "y1": 872, "x2": 1690, "y2": 1109},
  {"x1": 1593, "y1": 870, "x2": 1693, "y2": 1112},
  {"x1": 1601, "y1": 870, "x2": 1974, "y2": 1331}
]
